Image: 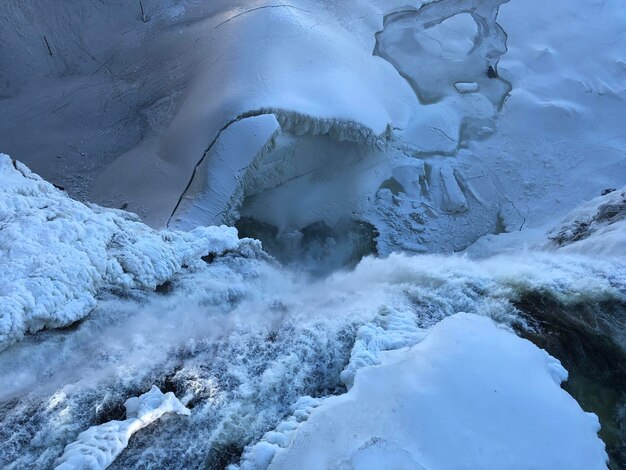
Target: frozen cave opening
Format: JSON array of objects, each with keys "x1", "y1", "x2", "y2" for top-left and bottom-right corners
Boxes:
[
  {"x1": 235, "y1": 216, "x2": 378, "y2": 276},
  {"x1": 222, "y1": 117, "x2": 408, "y2": 275},
  {"x1": 169, "y1": 114, "x2": 396, "y2": 275}
]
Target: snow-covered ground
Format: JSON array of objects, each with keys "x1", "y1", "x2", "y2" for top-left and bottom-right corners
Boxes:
[
  {"x1": 239, "y1": 314, "x2": 607, "y2": 470},
  {"x1": 1, "y1": 0, "x2": 626, "y2": 468},
  {"x1": 2, "y1": 0, "x2": 624, "y2": 258}
]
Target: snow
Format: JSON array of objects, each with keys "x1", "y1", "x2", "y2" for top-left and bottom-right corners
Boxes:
[
  {"x1": 3, "y1": 0, "x2": 624, "y2": 258},
  {"x1": 170, "y1": 114, "x2": 281, "y2": 230},
  {"x1": 0, "y1": 156, "x2": 624, "y2": 468},
  {"x1": 55, "y1": 386, "x2": 190, "y2": 470},
  {"x1": 1, "y1": 0, "x2": 626, "y2": 468},
  {"x1": 241, "y1": 313, "x2": 608, "y2": 470},
  {"x1": 547, "y1": 186, "x2": 626, "y2": 257},
  {"x1": 467, "y1": 185, "x2": 626, "y2": 259},
  {"x1": 0, "y1": 154, "x2": 244, "y2": 350}
]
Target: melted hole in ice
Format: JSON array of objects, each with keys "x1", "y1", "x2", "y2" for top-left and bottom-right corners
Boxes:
[
  {"x1": 378, "y1": 177, "x2": 406, "y2": 196},
  {"x1": 374, "y1": 0, "x2": 512, "y2": 157},
  {"x1": 235, "y1": 217, "x2": 378, "y2": 276},
  {"x1": 514, "y1": 292, "x2": 626, "y2": 470},
  {"x1": 375, "y1": 1, "x2": 510, "y2": 106}
]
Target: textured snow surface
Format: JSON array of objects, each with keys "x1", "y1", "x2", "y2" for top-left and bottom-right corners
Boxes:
[
  {"x1": 0, "y1": 157, "x2": 623, "y2": 468},
  {"x1": 2, "y1": 0, "x2": 625, "y2": 258},
  {"x1": 548, "y1": 186, "x2": 626, "y2": 256},
  {"x1": 1, "y1": 213, "x2": 623, "y2": 468},
  {"x1": 240, "y1": 314, "x2": 607, "y2": 470},
  {"x1": 55, "y1": 386, "x2": 190, "y2": 470},
  {"x1": 0, "y1": 154, "x2": 243, "y2": 350}
]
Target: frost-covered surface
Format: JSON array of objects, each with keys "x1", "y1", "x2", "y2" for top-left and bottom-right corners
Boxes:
[
  {"x1": 55, "y1": 386, "x2": 190, "y2": 470},
  {"x1": 254, "y1": 313, "x2": 608, "y2": 470},
  {"x1": 3, "y1": 0, "x2": 624, "y2": 258},
  {"x1": 0, "y1": 154, "x2": 243, "y2": 350},
  {"x1": 2, "y1": 0, "x2": 626, "y2": 468},
  {"x1": 548, "y1": 187, "x2": 626, "y2": 256},
  {"x1": 1, "y1": 154, "x2": 625, "y2": 468}
]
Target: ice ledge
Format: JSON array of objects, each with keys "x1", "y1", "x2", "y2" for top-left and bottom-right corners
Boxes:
[
  {"x1": 168, "y1": 108, "x2": 393, "y2": 230},
  {"x1": 55, "y1": 386, "x2": 190, "y2": 470}
]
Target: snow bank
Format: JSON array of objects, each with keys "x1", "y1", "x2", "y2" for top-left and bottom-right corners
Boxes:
[
  {"x1": 243, "y1": 313, "x2": 607, "y2": 470},
  {"x1": 55, "y1": 386, "x2": 190, "y2": 470},
  {"x1": 548, "y1": 186, "x2": 626, "y2": 257},
  {"x1": 0, "y1": 154, "x2": 243, "y2": 350}
]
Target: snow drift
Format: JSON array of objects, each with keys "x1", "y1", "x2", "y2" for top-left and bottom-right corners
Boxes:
[{"x1": 238, "y1": 314, "x2": 608, "y2": 470}]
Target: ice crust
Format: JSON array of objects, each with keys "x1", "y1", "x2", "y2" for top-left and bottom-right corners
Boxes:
[
  {"x1": 55, "y1": 386, "x2": 190, "y2": 470},
  {"x1": 242, "y1": 314, "x2": 608, "y2": 470},
  {"x1": 0, "y1": 154, "x2": 243, "y2": 350}
]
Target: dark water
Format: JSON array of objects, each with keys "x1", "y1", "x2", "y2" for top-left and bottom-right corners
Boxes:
[{"x1": 514, "y1": 292, "x2": 626, "y2": 469}]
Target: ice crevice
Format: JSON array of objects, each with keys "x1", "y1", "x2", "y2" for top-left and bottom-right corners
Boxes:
[{"x1": 214, "y1": 4, "x2": 313, "y2": 29}]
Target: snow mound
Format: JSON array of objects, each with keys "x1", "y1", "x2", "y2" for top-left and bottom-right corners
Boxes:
[
  {"x1": 0, "y1": 154, "x2": 244, "y2": 350},
  {"x1": 243, "y1": 313, "x2": 608, "y2": 470},
  {"x1": 549, "y1": 186, "x2": 626, "y2": 256},
  {"x1": 55, "y1": 386, "x2": 190, "y2": 470},
  {"x1": 339, "y1": 305, "x2": 426, "y2": 389}
]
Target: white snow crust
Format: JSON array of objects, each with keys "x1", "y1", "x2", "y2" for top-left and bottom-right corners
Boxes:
[
  {"x1": 240, "y1": 314, "x2": 608, "y2": 470},
  {"x1": 55, "y1": 386, "x2": 190, "y2": 470}
]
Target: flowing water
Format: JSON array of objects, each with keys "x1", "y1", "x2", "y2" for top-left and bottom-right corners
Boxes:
[{"x1": 1, "y1": 249, "x2": 624, "y2": 468}]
